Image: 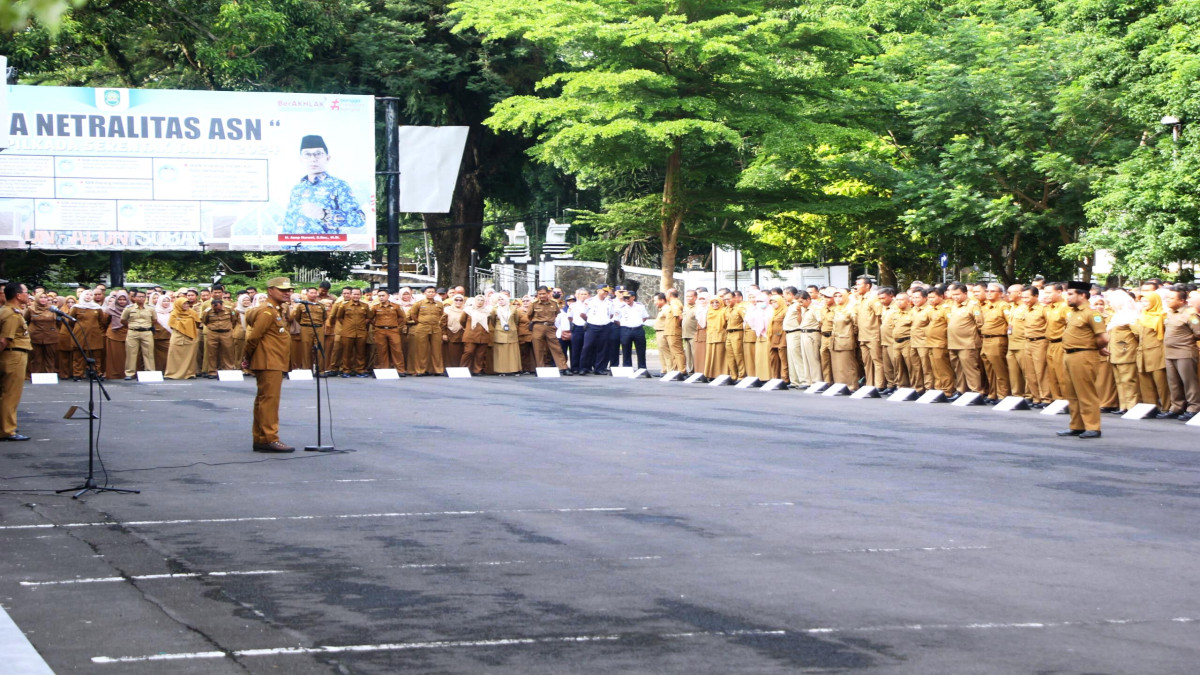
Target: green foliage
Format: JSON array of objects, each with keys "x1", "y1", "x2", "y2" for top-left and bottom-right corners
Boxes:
[{"x1": 0, "y1": 0, "x2": 82, "y2": 32}]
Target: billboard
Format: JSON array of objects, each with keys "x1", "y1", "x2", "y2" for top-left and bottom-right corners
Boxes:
[{"x1": 0, "y1": 85, "x2": 376, "y2": 251}]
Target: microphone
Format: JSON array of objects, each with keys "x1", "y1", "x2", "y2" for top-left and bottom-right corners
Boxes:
[
  {"x1": 49, "y1": 306, "x2": 76, "y2": 322},
  {"x1": 295, "y1": 300, "x2": 319, "y2": 305}
]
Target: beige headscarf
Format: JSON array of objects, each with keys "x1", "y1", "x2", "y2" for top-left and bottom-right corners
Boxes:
[
  {"x1": 463, "y1": 295, "x2": 491, "y2": 332},
  {"x1": 168, "y1": 297, "x2": 198, "y2": 339},
  {"x1": 444, "y1": 294, "x2": 466, "y2": 333}
]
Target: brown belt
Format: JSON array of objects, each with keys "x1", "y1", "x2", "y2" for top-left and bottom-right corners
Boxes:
[
  {"x1": 1065, "y1": 347, "x2": 1095, "y2": 354},
  {"x1": 895, "y1": 337, "x2": 910, "y2": 343},
  {"x1": 210, "y1": 329, "x2": 230, "y2": 333},
  {"x1": 4, "y1": 347, "x2": 31, "y2": 353},
  {"x1": 1027, "y1": 336, "x2": 1046, "y2": 341},
  {"x1": 983, "y1": 334, "x2": 1006, "y2": 338},
  {"x1": 1050, "y1": 338, "x2": 1062, "y2": 343},
  {"x1": 130, "y1": 327, "x2": 153, "y2": 331}
]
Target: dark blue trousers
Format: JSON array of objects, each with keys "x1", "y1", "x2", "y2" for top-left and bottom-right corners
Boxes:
[
  {"x1": 620, "y1": 325, "x2": 647, "y2": 369},
  {"x1": 581, "y1": 323, "x2": 612, "y2": 373},
  {"x1": 569, "y1": 324, "x2": 588, "y2": 372}
]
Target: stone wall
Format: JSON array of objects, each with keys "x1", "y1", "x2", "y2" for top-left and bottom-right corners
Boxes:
[{"x1": 553, "y1": 261, "x2": 683, "y2": 317}]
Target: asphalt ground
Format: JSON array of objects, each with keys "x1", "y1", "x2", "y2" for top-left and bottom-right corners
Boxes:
[{"x1": 1, "y1": 371, "x2": 1198, "y2": 674}]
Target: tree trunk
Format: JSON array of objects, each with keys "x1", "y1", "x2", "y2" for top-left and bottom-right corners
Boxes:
[
  {"x1": 426, "y1": 127, "x2": 485, "y2": 289},
  {"x1": 659, "y1": 137, "x2": 684, "y2": 291},
  {"x1": 877, "y1": 259, "x2": 896, "y2": 289}
]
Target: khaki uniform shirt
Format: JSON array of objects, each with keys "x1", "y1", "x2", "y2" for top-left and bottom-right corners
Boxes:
[
  {"x1": 1062, "y1": 306, "x2": 1104, "y2": 350},
  {"x1": 925, "y1": 303, "x2": 949, "y2": 348},
  {"x1": 291, "y1": 301, "x2": 329, "y2": 329},
  {"x1": 981, "y1": 301, "x2": 1009, "y2": 338},
  {"x1": 947, "y1": 300, "x2": 981, "y2": 351},
  {"x1": 201, "y1": 306, "x2": 234, "y2": 331},
  {"x1": 892, "y1": 307, "x2": 913, "y2": 342},
  {"x1": 880, "y1": 304, "x2": 898, "y2": 347},
  {"x1": 1163, "y1": 308, "x2": 1200, "y2": 360},
  {"x1": 370, "y1": 301, "x2": 405, "y2": 330},
  {"x1": 527, "y1": 299, "x2": 560, "y2": 325},
  {"x1": 831, "y1": 305, "x2": 857, "y2": 351},
  {"x1": 1046, "y1": 301, "x2": 1068, "y2": 341},
  {"x1": 24, "y1": 308, "x2": 60, "y2": 344},
  {"x1": 0, "y1": 305, "x2": 32, "y2": 350},
  {"x1": 120, "y1": 305, "x2": 156, "y2": 330},
  {"x1": 333, "y1": 300, "x2": 373, "y2": 339},
  {"x1": 244, "y1": 299, "x2": 290, "y2": 371},
  {"x1": 682, "y1": 303, "x2": 699, "y2": 339},
  {"x1": 853, "y1": 296, "x2": 882, "y2": 343},
  {"x1": 408, "y1": 298, "x2": 446, "y2": 332},
  {"x1": 910, "y1": 305, "x2": 930, "y2": 348},
  {"x1": 1022, "y1": 303, "x2": 1047, "y2": 339},
  {"x1": 1007, "y1": 304, "x2": 1028, "y2": 349}
]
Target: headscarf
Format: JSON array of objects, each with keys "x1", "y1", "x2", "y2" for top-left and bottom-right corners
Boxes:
[
  {"x1": 74, "y1": 289, "x2": 101, "y2": 310},
  {"x1": 1139, "y1": 291, "x2": 1166, "y2": 340},
  {"x1": 494, "y1": 294, "x2": 512, "y2": 331},
  {"x1": 104, "y1": 290, "x2": 129, "y2": 330},
  {"x1": 770, "y1": 294, "x2": 787, "y2": 324},
  {"x1": 252, "y1": 293, "x2": 267, "y2": 307},
  {"x1": 444, "y1": 294, "x2": 466, "y2": 333},
  {"x1": 1105, "y1": 290, "x2": 1139, "y2": 330},
  {"x1": 464, "y1": 295, "x2": 491, "y2": 332},
  {"x1": 398, "y1": 288, "x2": 414, "y2": 310},
  {"x1": 696, "y1": 293, "x2": 709, "y2": 329},
  {"x1": 155, "y1": 294, "x2": 174, "y2": 331},
  {"x1": 745, "y1": 292, "x2": 769, "y2": 338},
  {"x1": 235, "y1": 293, "x2": 252, "y2": 330},
  {"x1": 168, "y1": 297, "x2": 198, "y2": 339}
]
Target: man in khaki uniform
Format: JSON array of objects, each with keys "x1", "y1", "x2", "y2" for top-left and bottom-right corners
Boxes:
[
  {"x1": 527, "y1": 286, "x2": 571, "y2": 373},
  {"x1": 682, "y1": 290, "x2": 699, "y2": 375},
  {"x1": 980, "y1": 282, "x2": 1011, "y2": 402},
  {"x1": 1003, "y1": 284, "x2": 1026, "y2": 400},
  {"x1": 1021, "y1": 287, "x2": 1050, "y2": 406},
  {"x1": 946, "y1": 282, "x2": 983, "y2": 399},
  {"x1": 724, "y1": 291, "x2": 746, "y2": 380},
  {"x1": 407, "y1": 287, "x2": 446, "y2": 375},
  {"x1": 909, "y1": 287, "x2": 931, "y2": 393},
  {"x1": 830, "y1": 290, "x2": 859, "y2": 389},
  {"x1": 1057, "y1": 281, "x2": 1108, "y2": 438},
  {"x1": 370, "y1": 289, "x2": 407, "y2": 374},
  {"x1": 121, "y1": 290, "x2": 156, "y2": 379},
  {"x1": 244, "y1": 278, "x2": 295, "y2": 452},
  {"x1": 0, "y1": 282, "x2": 32, "y2": 441},
  {"x1": 853, "y1": 277, "x2": 884, "y2": 388},
  {"x1": 878, "y1": 287, "x2": 899, "y2": 393},
  {"x1": 325, "y1": 287, "x2": 352, "y2": 375},
  {"x1": 819, "y1": 289, "x2": 835, "y2": 383},
  {"x1": 1157, "y1": 287, "x2": 1200, "y2": 421},
  {"x1": 292, "y1": 287, "x2": 329, "y2": 372},
  {"x1": 796, "y1": 290, "x2": 823, "y2": 388},
  {"x1": 201, "y1": 295, "x2": 237, "y2": 376},
  {"x1": 333, "y1": 288, "x2": 373, "y2": 377},
  {"x1": 663, "y1": 289, "x2": 686, "y2": 372},
  {"x1": 1042, "y1": 283, "x2": 1068, "y2": 401},
  {"x1": 890, "y1": 292, "x2": 914, "y2": 392},
  {"x1": 926, "y1": 286, "x2": 955, "y2": 397}
]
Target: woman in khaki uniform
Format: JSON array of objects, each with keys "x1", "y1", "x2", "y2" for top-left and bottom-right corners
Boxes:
[
  {"x1": 751, "y1": 294, "x2": 772, "y2": 379},
  {"x1": 68, "y1": 291, "x2": 105, "y2": 380},
  {"x1": 702, "y1": 294, "x2": 727, "y2": 380},
  {"x1": 443, "y1": 294, "x2": 467, "y2": 369},
  {"x1": 693, "y1": 294, "x2": 708, "y2": 376},
  {"x1": 1134, "y1": 292, "x2": 1169, "y2": 409},
  {"x1": 100, "y1": 291, "x2": 130, "y2": 380},
  {"x1": 165, "y1": 297, "x2": 201, "y2": 379},
  {"x1": 56, "y1": 298, "x2": 76, "y2": 380},
  {"x1": 24, "y1": 293, "x2": 60, "y2": 374},
  {"x1": 491, "y1": 295, "x2": 521, "y2": 375},
  {"x1": 153, "y1": 295, "x2": 173, "y2": 372},
  {"x1": 767, "y1": 294, "x2": 788, "y2": 381},
  {"x1": 1105, "y1": 290, "x2": 1141, "y2": 414},
  {"x1": 460, "y1": 296, "x2": 492, "y2": 374},
  {"x1": 830, "y1": 290, "x2": 859, "y2": 390}
]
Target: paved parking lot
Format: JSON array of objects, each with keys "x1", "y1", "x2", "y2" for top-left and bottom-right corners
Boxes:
[{"x1": 1, "y1": 374, "x2": 1198, "y2": 673}]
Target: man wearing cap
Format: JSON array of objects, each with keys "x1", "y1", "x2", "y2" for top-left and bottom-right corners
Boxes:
[
  {"x1": 283, "y1": 135, "x2": 366, "y2": 235},
  {"x1": 244, "y1": 277, "x2": 295, "y2": 452},
  {"x1": 0, "y1": 281, "x2": 32, "y2": 441},
  {"x1": 528, "y1": 286, "x2": 572, "y2": 374},
  {"x1": 1057, "y1": 281, "x2": 1108, "y2": 438}
]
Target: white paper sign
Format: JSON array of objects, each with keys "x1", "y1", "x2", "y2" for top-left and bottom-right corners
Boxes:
[
  {"x1": 888, "y1": 387, "x2": 918, "y2": 402},
  {"x1": 31, "y1": 373, "x2": 58, "y2": 385},
  {"x1": 1122, "y1": 403, "x2": 1158, "y2": 420},
  {"x1": 993, "y1": 396, "x2": 1030, "y2": 412},
  {"x1": 137, "y1": 371, "x2": 164, "y2": 383},
  {"x1": 660, "y1": 371, "x2": 683, "y2": 382},
  {"x1": 1041, "y1": 399, "x2": 1070, "y2": 415},
  {"x1": 373, "y1": 368, "x2": 400, "y2": 380},
  {"x1": 216, "y1": 370, "x2": 244, "y2": 382},
  {"x1": 849, "y1": 386, "x2": 879, "y2": 399},
  {"x1": 445, "y1": 367, "x2": 472, "y2": 379},
  {"x1": 610, "y1": 367, "x2": 634, "y2": 378},
  {"x1": 734, "y1": 377, "x2": 761, "y2": 389},
  {"x1": 822, "y1": 383, "x2": 849, "y2": 396},
  {"x1": 288, "y1": 369, "x2": 313, "y2": 381},
  {"x1": 951, "y1": 392, "x2": 984, "y2": 407},
  {"x1": 915, "y1": 390, "x2": 947, "y2": 404},
  {"x1": 759, "y1": 378, "x2": 787, "y2": 391},
  {"x1": 535, "y1": 367, "x2": 561, "y2": 378},
  {"x1": 707, "y1": 374, "x2": 733, "y2": 386},
  {"x1": 804, "y1": 382, "x2": 829, "y2": 394},
  {"x1": 684, "y1": 373, "x2": 706, "y2": 384}
]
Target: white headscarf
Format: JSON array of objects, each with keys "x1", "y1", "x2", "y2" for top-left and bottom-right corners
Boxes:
[
  {"x1": 74, "y1": 289, "x2": 102, "y2": 310},
  {"x1": 464, "y1": 295, "x2": 491, "y2": 332},
  {"x1": 1105, "y1": 290, "x2": 1139, "y2": 329},
  {"x1": 494, "y1": 294, "x2": 512, "y2": 331},
  {"x1": 155, "y1": 294, "x2": 174, "y2": 331}
]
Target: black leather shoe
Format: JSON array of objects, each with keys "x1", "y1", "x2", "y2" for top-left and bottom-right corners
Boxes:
[
  {"x1": 1078, "y1": 430, "x2": 1102, "y2": 439},
  {"x1": 0, "y1": 433, "x2": 30, "y2": 441},
  {"x1": 1029, "y1": 402, "x2": 1045, "y2": 409},
  {"x1": 1179, "y1": 412, "x2": 1196, "y2": 422},
  {"x1": 123, "y1": 376, "x2": 134, "y2": 381},
  {"x1": 1156, "y1": 411, "x2": 1179, "y2": 419},
  {"x1": 560, "y1": 369, "x2": 573, "y2": 376},
  {"x1": 1111, "y1": 409, "x2": 1128, "y2": 415},
  {"x1": 946, "y1": 393, "x2": 961, "y2": 402},
  {"x1": 1057, "y1": 429, "x2": 1084, "y2": 437},
  {"x1": 984, "y1": 398, "x2": 998, "y2": 405}
]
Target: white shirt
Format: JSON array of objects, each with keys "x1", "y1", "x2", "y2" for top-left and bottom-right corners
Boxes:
[
  {"x1": 615, "y1": 302, "x2": 649, "y2": 328},
  {"x1": 585, "y1": 296, "x2": 615, "y2": 326},
  {"x1": 554, "y1": 311, "x2": 572, "y2": 339},
  {"x1": 569, "y1": 301, "x2": 589, "y2": 327}
]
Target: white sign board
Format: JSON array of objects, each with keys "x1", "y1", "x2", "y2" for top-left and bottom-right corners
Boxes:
[
  {"x1": 373, "y1": 368, "x2": 400, "y2": 380},
  {"x1": 136, "y1": 370, "x2": 163, "y2": 383},
  {"x1": 396, "y1": 125, "x2": 469, "y2": 213},
  {"x1": 216, "y1": 370, "x2": 244, "y2": 382},
  {"x1": 31, "y1": 372, "x2": 57, "y2": 385},
  {"x1": 1, "y1": 85, "x2": 376, "y2": 251},
  {"x1": 445, "y1": 367, "x2": 472, "y2": 379},
  {"x1": 288, "y1": 369, "x2": 313, "y2": 381},
  {"x1": 535, "y1": 367, "x2": 560, "y2": 378}
]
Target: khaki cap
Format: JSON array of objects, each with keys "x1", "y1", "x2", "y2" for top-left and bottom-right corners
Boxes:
[{"x1": 267, "y1": 276, "x2": 294, "y2": 290}]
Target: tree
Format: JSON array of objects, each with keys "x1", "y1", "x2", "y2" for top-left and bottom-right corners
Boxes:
[{"x1": 452, "y1": 0, "x2": 870, "y2": 289}]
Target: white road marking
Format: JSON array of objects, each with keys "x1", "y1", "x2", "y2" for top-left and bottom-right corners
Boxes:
[
  {"x1": 20, "y1": 570, "x2": 285, "y2": 587},
  {"x1": 91, "y1": 618, "x2": 1200, "y2": 664}
]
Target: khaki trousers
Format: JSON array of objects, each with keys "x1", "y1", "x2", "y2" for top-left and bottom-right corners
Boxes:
[
  {"x1": 666, "y1": 333, "x2": 686, "y2": 372},
  {"x1": 296, "y1": 328, "x2": 326, "y2": 371},
  {"x1": 251, "y1": 369, "x2": 283, "y2": 445},
  {"x1": 682, "y1": 337, "x2": 695, "y2": 373},
  {"x1": 30, "y1": 343, "x2": 56, "y2": 374},
  {"x1": 341, "y1": 336, "x2": 367, "y2": 374},
  {"x1": 725, "y1": 334, "x2": 745, "y2": 379},
  {"x1": 125, "y1": 329, "x2": 155, "y2": 377},
  {"x1": 950, "y1": 348, "x2": 983, "y2": 394},
  {"x1": 785, "y1": 332, "x2": 804, "y2": 385},
  {"x1": 1138, "y1": 368, "x2": 1169, "y2": 409},
  {"x1": 1112, "y1": 362, "x2": 1139, "y2": 411},
  {"x1": 532, "y1": 324, "x2": 567, "y2": 370},
  {"x1": 1006, "y1": 348, "x2": 1025, "y2": 398},
  {"x1": 930, "y1": 347, "x2": 954, "y2": 395},
  {"x1": 373, "y1": 328, "x2": 404, "y2": 371},
  {"x1": 1023, "y1": 339, "x2": 1049, "y2": 402},
  {"x1": 1042, "y1": 341, "x2": 1065, "y2": 400},
  {"x1": 859, "y1": 340, "x2": 884, "y2": 388},
  {"x1": 800, "y1": 332, "x2": 822, "y2": 386},
  {"x1": 820, "y1": 339, "x2": 833, "y2": 383},
  {"x1": 1165, "y1": 357, "x2": 1200, "y2": 414},
  {"x1": 0, "y1": 350, "x2": 28, "y2": 435},
  {"x1": 916, "y1": 346, "x2": 933, "y2": 392},
  {"x1": 1096, "y1": 358, "x2": 1119, "y2": 409},
  {"x1": 1063, "y1": 350, "x2": 1101, "y2": 431},
  {"x1": 981, "y1": 337, "x2": 1009, "y2": 399},
  {"x1": 205, "y1": 332, "x2": 235, "y2": 374}
]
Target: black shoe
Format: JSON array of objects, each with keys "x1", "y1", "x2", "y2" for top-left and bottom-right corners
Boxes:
[
  {"x1": 1156, "y1": 411, "x2": 1179, "y2": 419},
  {"x1": 1099, "y1": 407, "x2": 1116, "y2": 414},
  {"x1": 1111, "y1": 409, "x2": 1128, "y2": 415},
  {"x1": 1057, "y1": 429, "x2": 1084, "y2": 437},
  {"x1": 1179, "y1": 412, "x2": 1196, "y2": 422},
  {"x1": 984, "y1": 398, "x2": 998, "y2": 405},
  {"x1": 398, "y1": 372, "x2": 409, "y2": 377},
  {"x1": 946, "y1": 393, "x2": 961, "y2": 402},
  {"x1": 596, "y1": 369, "x2": 611, "y2": 376},
  {"x1": 72, "y1": 377, "x2": 81, "y2": 382},
  {"x1": 123, "y1": 376, "x2": 134, "y2": 381},
  {"x1": 340, "y1": 373, "x2": 351, "y2": 378},
  {"x1": 357, "y1": 373, "x2": 370, "y2": 378},
  {"x1": 1079, "y1": 430, "x2": 1102, "y2": 439},
  {"x1": 560, "y1": 369, "x2": 573, "y2": 376},
  {"x1": 0, "y1": 433, "x2": 30, "y2": 441}
]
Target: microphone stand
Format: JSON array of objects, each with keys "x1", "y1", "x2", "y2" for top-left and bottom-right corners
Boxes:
[
  {"x1": 55, "y1": 314, "x2": 139, "y2": 498},
  {"x1": 301, "y1": 302, "x2": 335, "y2": 452}
]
